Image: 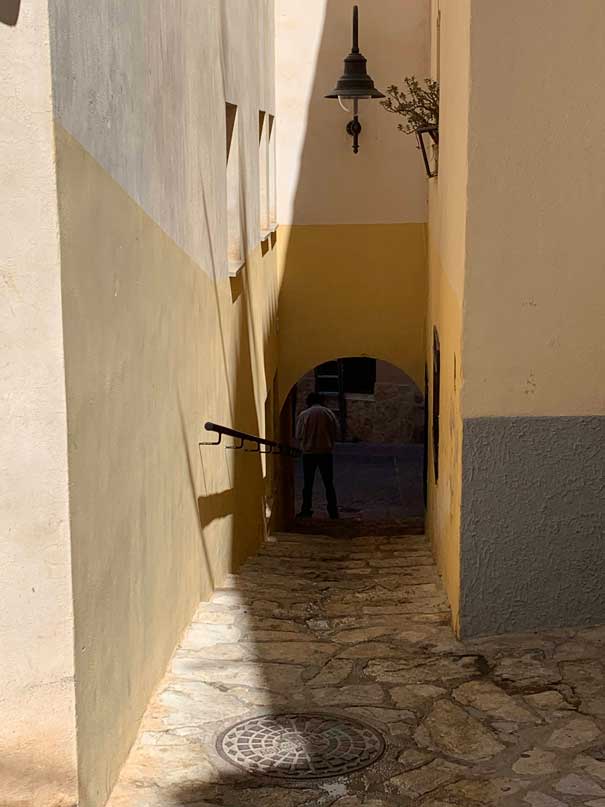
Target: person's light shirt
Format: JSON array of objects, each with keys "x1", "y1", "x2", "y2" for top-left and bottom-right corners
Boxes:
[{"x1": 296, "y1": 405, "x2": 339, "y2": 454}]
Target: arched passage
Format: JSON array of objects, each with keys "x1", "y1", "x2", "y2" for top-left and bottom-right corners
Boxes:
[{"x1": 278, "y1": 356, "x2": 426, "y2": 529}]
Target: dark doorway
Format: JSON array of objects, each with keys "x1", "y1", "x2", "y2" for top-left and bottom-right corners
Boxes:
[
  {"x1": 432, "y1": 328, "x2": 441, "y2": 482},
  {"x1": 292, "y1": 357, "x2": 425, "y2": 530}
]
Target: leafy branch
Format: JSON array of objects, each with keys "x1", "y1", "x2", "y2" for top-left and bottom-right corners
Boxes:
[{"x1": 381, "y1": 76, "x2": 439, "y2": 135}]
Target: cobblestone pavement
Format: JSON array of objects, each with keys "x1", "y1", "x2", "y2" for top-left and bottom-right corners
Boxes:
[{"x1": 108, "y1": 532, "x2": 605, "y2": 807}]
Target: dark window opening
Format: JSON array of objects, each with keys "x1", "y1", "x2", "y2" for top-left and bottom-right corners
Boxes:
[
  {"x1": 315, "y1": 358, "x2": 376, "y2": 396},
  {"x1": 315, "y1": 361, "x2": 341, "y2": 395},
  {"x1": 342, "y1": 358, "x2": 376, "y2": 395},
  {"x1": 432, "y1": 328, "x2": 441, "y2": 482}
]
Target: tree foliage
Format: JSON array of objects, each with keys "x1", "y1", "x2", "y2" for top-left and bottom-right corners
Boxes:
[{"x1": 381, "y1": 76, "x2": 440, "y2": 135}]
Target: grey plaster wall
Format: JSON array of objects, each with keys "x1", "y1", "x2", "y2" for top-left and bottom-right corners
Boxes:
[{"x1": 460, "y1": 416, "x2": 605, "y2": 637}]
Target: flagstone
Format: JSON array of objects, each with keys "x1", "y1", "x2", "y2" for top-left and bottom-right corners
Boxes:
[
  {"x1": 171, "y1": 659, "x2": 304, "y2": 690},
  {"x1": 420, "y1": 700, "x2": 505, "y2": 761},
  {"x1": 554, "y1": 773, "x2": 605, "y2": 797},
  {"x1": 225, "y1": 686, "x2": 289, "y2": 707},
  {"x1": 388, "y1": 758, "x2": 466, "y2": 797},
  {"x1": 524, "y1": 690, "x2": 575, "y2": 712},
  {"x1": 574, "y1": 753, "x2": 605, "y2": 781},
  {"x1": 307, "y1": 658, "x2": 354, "y2": 686},
  {"x1": 158, "y1": 682, "x2": 249, "y2": 726},
  {"x1": 560, "y1": 660, "x2": 604, "y2": 694},
  {"x1": 337, "y1": 642, "x2": 405, "y2": 659},
  {"x1": 311, "y1": 684, "x2": 385, "y2": 707},
  {"x1": 453, "y1": 680, "x2": 538, "y2": 723},
  {"x1": 344, "y1": 706, "x2": 416, "y2": 724},
  {"x1": 332, "y1": 626, "x2": 396, "y2": 643},
  {"x1": 441, "y1": 777, "x2": 524, "y2": 803},
  {"x1": 242, "y1": 641, "x2": 335, "y2": 664},
  {"x1": 546, "y1": 717, "x2": 601, "y2": 749},
  {"x1": 390, "y1": 684, "x2": 447, "y2": 710},
  {"x1": 580, "y1": 695, "x2": 605, "y2": 717},
  {"x1": 221, "y1": 787, "x2": 322, "y2": 807},
  {"x1": 179, "y1": 622, "x2": 241, "y2": 648},
  {"x1": 105, "y1": 531, "x2": 605, "y2": 807},
  {"x1": 524, "y1": 793, "x2": 567, "y2": 807},
  {"x1": 397, "y1": 748, "x2": 434, "y2": 770},
  {"x1": 193, "y1": 609, "x2": 238, "y2": 625},
  {"x1": 247, "y1": 630, "x2": 315, "y2": 642},
  {"x1": 365, "y1": 655, "x2": 484, "y2": 685},
  {"x1": 492, "y1": 652, "x2": 561, "y2": 691},
  {"x1": 513, "y1": 747, "x2": 558, "y2": 776}
]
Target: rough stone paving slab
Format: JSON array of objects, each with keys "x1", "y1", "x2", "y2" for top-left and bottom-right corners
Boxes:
[{"x1": 107, "y1": 532, "x2": 605, "y2": 807}]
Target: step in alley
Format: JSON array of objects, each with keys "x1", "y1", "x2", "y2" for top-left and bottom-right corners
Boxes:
[{"x1": 108, "y1": 532, "x2": 605, "y2": 807}]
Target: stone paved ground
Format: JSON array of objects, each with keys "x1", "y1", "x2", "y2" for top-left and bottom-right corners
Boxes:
[
  {"x1": 108, "y1": 532, "x2": 605, "y2": 807},
  {"x1": 294, "y1": 443, "x2": 425, "y2": 521}
]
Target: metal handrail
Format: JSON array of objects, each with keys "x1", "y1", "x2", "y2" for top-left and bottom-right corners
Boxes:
[{"x1": 200, "y1": 421, "x2": 301, "y2": 457}]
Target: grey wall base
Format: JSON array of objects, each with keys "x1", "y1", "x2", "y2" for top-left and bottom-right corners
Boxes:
[{"x1": 460, "y1": 416, "x2": 605, "y2": 638}]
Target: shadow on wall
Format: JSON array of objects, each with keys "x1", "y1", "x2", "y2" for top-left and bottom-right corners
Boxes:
[
  {"x1": 162, "y1": 6, "x2": 431, "y2": 798},
  {"x1": 0, "y1": 0, "x2": 21, "y2": 26},
  {"x1": 104, "y1": 3, "x2": 425, "y2": 806},
  {"x1": 186, "y1": 177, "x2": 273, "y2": 593},
  {"x1": 277, "y1": 0, "x2": 429, "y2": 404}
]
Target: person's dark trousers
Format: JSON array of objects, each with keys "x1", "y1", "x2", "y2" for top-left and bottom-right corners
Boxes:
[{"x1": 301, "y1": 453, "x2": 338, "y2": 518}]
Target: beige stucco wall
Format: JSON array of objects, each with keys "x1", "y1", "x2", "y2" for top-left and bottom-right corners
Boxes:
[
  {"x1": 47, "y1": 3, "x2": 278, "y2": 805},
  {"x1": 276, "y1": 0, "x2": 429, "y2": 226},
  {"x1": 463, "y1": 0, "x2": 605, "y2": 419},
  {"x1": 425, "y1": 0, "x2": 471, "y2": 630},
  {"x1": 276, "y1": 0, "x2": 431, "y2": 411},
  {"x1": 0, "y1": 3, "x2": 77, "y2": 805}
]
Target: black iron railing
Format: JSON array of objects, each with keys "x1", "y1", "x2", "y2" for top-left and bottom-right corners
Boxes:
[{"x1": 200, "y1": 422, "x2": 301, "y2": 457}]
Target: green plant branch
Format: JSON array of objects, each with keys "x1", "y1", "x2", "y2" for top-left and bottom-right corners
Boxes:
[{"x1": 381, "y1": 76, "x2": 439, "y2": 135}]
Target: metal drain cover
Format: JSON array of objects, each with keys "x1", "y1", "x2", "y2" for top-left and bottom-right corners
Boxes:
[{"x1": 216, "y1": 712, "x2": 386, "y2": 780}]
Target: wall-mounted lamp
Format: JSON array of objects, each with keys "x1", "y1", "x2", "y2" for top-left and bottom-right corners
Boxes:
[
  {"x1": 416, "y1": 125, "x2": 439, "y2": 178},
  {"x1": 325, "y1": 5, "x2": 384, "y2": 154}
]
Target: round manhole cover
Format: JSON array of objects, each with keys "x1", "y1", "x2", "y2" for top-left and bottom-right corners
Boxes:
[{"x1": 216, "y1": 712, "x2": 386, "y2": 780}]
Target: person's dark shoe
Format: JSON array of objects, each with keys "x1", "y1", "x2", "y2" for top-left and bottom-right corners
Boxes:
[{"x1": 297, "y1": 511, "x2": 313, "y2": 519}]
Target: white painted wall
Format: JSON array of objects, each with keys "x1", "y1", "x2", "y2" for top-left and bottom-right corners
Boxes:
[
  {"x1": 0, "y1": 2, "x2": 77, "y2": 804},
  {"x1": 50, "y1": 0, "x2": 275, "y2": 278},
  {"x1": 276, "y1": 0, "x2": 430, "y2": 225}
]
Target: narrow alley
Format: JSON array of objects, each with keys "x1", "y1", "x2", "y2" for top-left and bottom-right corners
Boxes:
[
  {"x1": 108, "y1": 531, "x2": 605, "y2": 807},
  {"x1": 5, "y1": 3, "x2": 605, "y2": 805}
]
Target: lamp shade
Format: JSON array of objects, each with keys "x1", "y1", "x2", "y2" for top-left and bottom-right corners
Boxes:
[{"x1": 325, "y1": 6, "x2": 384, "y2": 100}]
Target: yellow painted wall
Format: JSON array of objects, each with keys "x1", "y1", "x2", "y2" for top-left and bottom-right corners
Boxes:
[
  {"x1": 425, "y1": 262, "x2": 463, "y2": 632},
  {"x1": 46, "y1": 2, "x2": 279, "y2": 804},
  {"x1": 277, "y1": 224, "x2": 428, "y2": 407},
  {"x1": 463, "y1": 0, "x2": 605, "y2": 419},
  {"x1": 56, "y1": 125, "x2": 280, "y2": 807},
  {"x1": 425, "y1": 0, "x2": 471, "y2": 632}
]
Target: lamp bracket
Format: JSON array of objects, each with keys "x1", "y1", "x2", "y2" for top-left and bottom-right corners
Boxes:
[{"x1": 346, "y1": 116, "x2": 362, "y2": 154}]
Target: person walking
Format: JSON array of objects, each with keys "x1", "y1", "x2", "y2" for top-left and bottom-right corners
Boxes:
[{"x1": 296, "y1": 392, "x2": 339, "y2": 519}]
